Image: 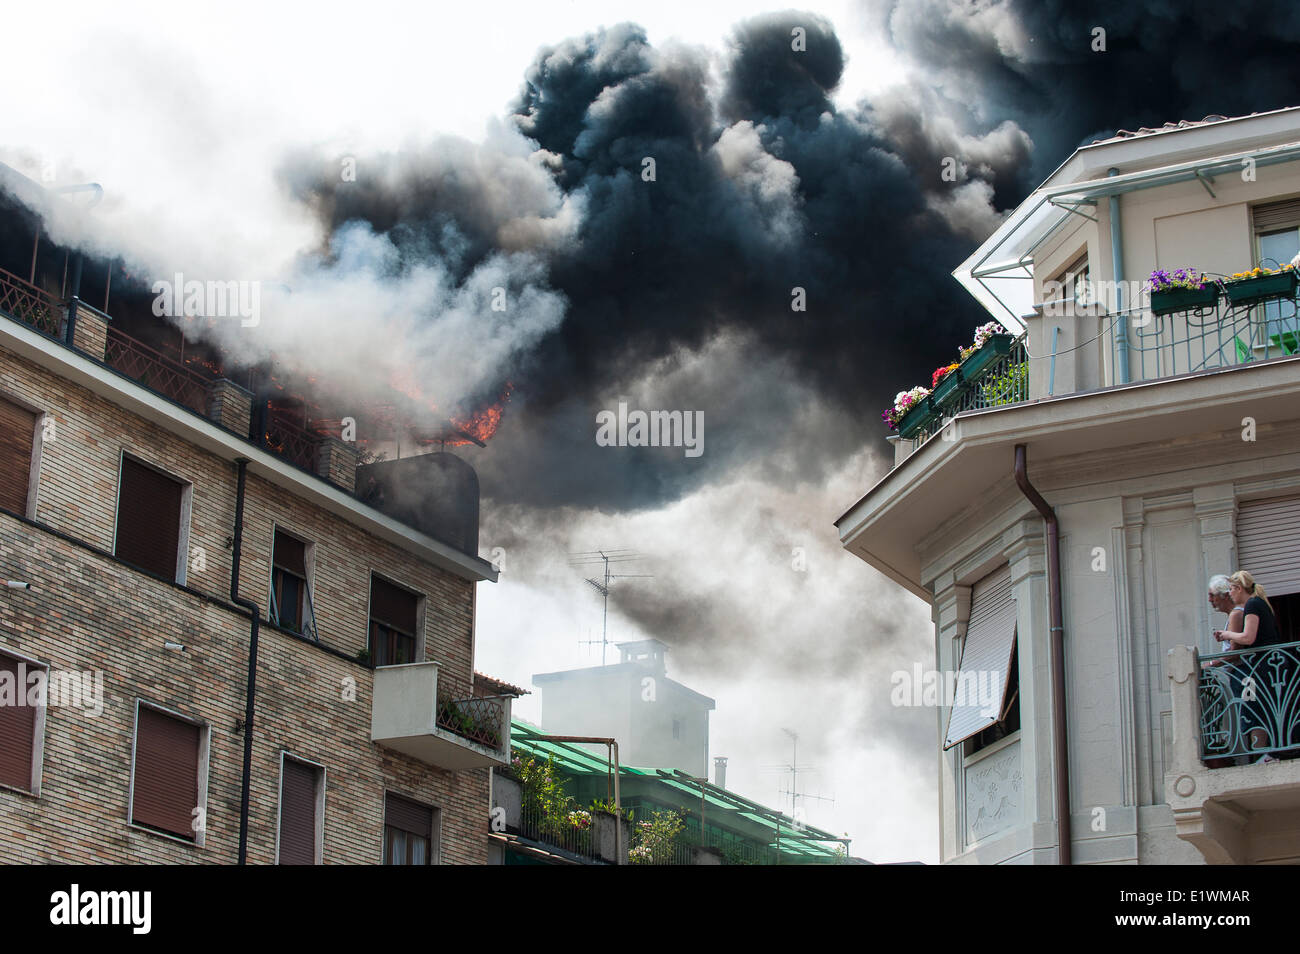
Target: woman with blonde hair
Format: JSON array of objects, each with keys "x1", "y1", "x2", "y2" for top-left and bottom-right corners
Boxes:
[{"x1": 1216, "y1": 570, "x2": 1285, "y2": 762}]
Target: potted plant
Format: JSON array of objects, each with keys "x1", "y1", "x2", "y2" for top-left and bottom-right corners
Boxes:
[
  {"x1": 882, "y1": 386, "x2": 933, "y2": 438},
  {"x1": 930, "y1": 361, "x2": 963, "y2": 409},
  {"x1": 1148, "y1": 267, "x2": 1218, "y2": 315},
  {"x1": 958, "y1": 322, "x2": 1013, "y2": 379},
  {"x1": 1220, "y1": 264, "x2": 1298, "y2": 306}
]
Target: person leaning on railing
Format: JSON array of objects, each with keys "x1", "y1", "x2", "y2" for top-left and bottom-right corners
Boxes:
[
  {"x1": 1202, "y1": 575, "x2": 1246, "y2": 768},
  {"x1": 1205, "y1": 575, "x2": 1245, "y2": 665},
  {"x1": 1215, "y1": 570, "x2": 1286, "y2": 763}
]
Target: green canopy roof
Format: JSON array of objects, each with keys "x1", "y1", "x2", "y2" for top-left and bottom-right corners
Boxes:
[{"x1": 508, "y1": 721, "x2": 843, "y2": 860}]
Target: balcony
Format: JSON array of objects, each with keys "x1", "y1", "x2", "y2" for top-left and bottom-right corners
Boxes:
[
  {"x1": 0, "y1": 264, "x2": 359, "y2": 491},
  {"x1": 894, "y1": 333, "x2": 1029, "y2": 456},
  {"x1": 1165, "y1": 643, "x2": 1300, "y2": 864},
  {"x1": 1119, "y1": 284, "x2": 1298, "y2": 383},
  {"x1": 371, "y1": 662, "x2": 511, "y2": 770}
]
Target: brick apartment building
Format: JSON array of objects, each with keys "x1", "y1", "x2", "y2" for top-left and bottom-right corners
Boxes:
[{"x1": 0, "y1": 167, "x2": 514, "y2": 864}]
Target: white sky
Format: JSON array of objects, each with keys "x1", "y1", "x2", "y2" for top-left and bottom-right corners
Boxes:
[{"x1": 4, "y1": 1, "x2": 938, "y2": 863}]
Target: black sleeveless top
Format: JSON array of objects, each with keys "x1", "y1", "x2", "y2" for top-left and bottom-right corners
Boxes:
[{"x1": 1244, "y1": 596, "x2": 1281, "y2": 647}]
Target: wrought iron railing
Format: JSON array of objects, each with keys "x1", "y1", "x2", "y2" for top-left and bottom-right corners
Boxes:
[
  {"x1": 1198, "y1": 640, "x2": 1300, "y2": 761},
  {"x1": 104, "y1": 326, "x2": 213, "y2": 414},
  {"x1": 435, "y1": 674, "x2": 505, "y2": 750},
  {"x1": 1115, "y1": 289, "x2": 1298, "y2": 383},
  {"x1": 262, "y1": 406, "x2": 320, "y2": 472},
  {"x1": 907, "y1": 334, "x2": 1030, "y2": 447},
  {"x1": 0, "y1": 267, "x2": 65, "y2": 337}
]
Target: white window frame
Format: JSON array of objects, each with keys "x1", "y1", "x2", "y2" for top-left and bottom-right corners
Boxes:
[
  {"x1": 0, "y1": 646, "x2": 48, "y2": 797},
  {"x1": 367, "y1": 572, "x2": 426, "y2": 664},
  {"x1": 111, "y1": 451, "x2": 194, "y2": 586},
  {"x1": 126, "y1": 698, "x2": 209, "y2": 848},
  {"x1": 0, "y1": 388, "x2": 47, "y2": 521},
  {"x1": 275, "y1": 751, "x2": 326, "y2": 865},
  {"x1": 381, "y1": 790, "x2": 442, "y2": 865},
  {"x1": 269, "y1": 523, "x2": 318, "y2": 638}
]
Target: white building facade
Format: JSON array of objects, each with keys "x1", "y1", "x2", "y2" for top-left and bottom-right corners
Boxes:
[{"x1": 838, "y1": 108, "x2": 1300, "y2": 864}]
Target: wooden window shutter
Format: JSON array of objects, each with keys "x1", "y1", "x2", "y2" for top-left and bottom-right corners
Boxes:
[
  {"x1": 115, "y1": 457, "x2": 184, "y2": 580},
  {"x1": 1238, "y1": 496, "x2": 1300, "y2": 597},
  {"x1": 273, "y1": 533, "x2": 307, "y2": 577},
  {"x1": 132, "y1": 706, "x2": 201, "y2": 839},
  {"x1": 278, "y1": 758, "x2": 320, "y2": 865},
  {"x1": 0, "y1": 654, "x2": 38, "y2": 790},
  {"x1": 385, "y1": 793, "x2": 432, "y2": 837},
  {"x1": 369, "y1": 578, "x2": 418, "y2": 635},
  {"x1": 0, "y1": 397, "x2": 36, "y2": 516},
  {"x1": 1252, "y1": 199, "x2": 1300, "y2": 233}
]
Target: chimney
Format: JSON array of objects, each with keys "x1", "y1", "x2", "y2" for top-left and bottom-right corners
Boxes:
[{"x1": 714, "y1": 756, "x2": 728, "y2": 790}]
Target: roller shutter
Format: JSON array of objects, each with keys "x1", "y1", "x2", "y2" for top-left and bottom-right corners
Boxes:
[
  {"x1": 114, "y1": 457, "x2": 184, "y2": 580},
  {"x1": 278, "y1": 758, "x2": 320, "y2": 865},
  {"x1": 0, "y1": 397, "x2": 36, "y2": 516},
  {"x1": 1238, "y1": 496, "x2": 1300, "y2": 597},
  {"x1": 944, "y1": 566, "x2": 1018, "y2": 750},
  {"x1": 132, "y1": 705, "x2": 201, "y2": 839}
]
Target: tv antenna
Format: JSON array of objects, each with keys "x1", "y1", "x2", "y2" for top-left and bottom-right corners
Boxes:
[
  {"x1": 768, "y1": 728, "x2": 833, "y2": 823},
  {"x1": 568, "y1": 549, "x2": 653, "y2": 665}
]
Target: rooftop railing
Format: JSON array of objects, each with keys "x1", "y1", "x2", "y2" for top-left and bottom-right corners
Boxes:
[
  {"x1": 1198, "y1": 641, "x2": 1300, "y2": 761},
  {"x1": 104, "y1": 324, "x2": 216, "y2": 415},
  {"x1": 0, "y1": 269, "x2": 63, "y2": 337}
]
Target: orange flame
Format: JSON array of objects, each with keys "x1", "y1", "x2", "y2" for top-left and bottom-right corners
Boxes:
[{"x1": 449, "y1": 382, "x2": 513, "y2": 444}]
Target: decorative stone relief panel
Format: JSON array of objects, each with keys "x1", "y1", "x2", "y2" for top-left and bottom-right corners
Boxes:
[{"x1": 964, "y1": 740, "x2": 1023, "y2": 845}]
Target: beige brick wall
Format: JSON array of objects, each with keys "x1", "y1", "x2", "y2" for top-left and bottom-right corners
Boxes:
[{"x1": 0, "y1": 343, "x2": 490, "y2": 864}]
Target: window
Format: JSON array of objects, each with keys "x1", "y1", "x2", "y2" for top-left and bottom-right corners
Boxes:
[
  {"x1": 1237, "y1": 495, "x2": 1300, "y2": 643},
  {"x1": 1252, "y1": 199, "x2": 1300, "y2": 342},
  {"x1": 672, "y1": 718, "x2": 681, "y2": 740},
  {"x1": 369, "y1": 576, "x2": 420, "y2": 667},
  {"x1": 945, "y1": 565, "x2": 1018, "y2": 751},
  {"x1": 967, "y1": 640, "x2": 1020, "y2": 754},
  {"x1": 383, "y1": 793, "x2": 439, "y2": 865},
  {"x1": 0, "y1": 395, "x2": 39, "y2": 518},
  {"x1": 0, "y1": 650, "x2": 45, "y2": 794},
  {"x1": 114, "y1": 455, "x2": 189, "y2": 582},
  {"x1": 1050, "y1": 253, "x2": 1091, "y2": 311},
  {"x1": 130, "y1": 703, "x2": 206, "y2": 843},
  {"x1": 270, "y1": 529, "x2": 316, "y2": 639},
  {"x1": 277, "y1": 754, "x2": 324, "y2": 865}
]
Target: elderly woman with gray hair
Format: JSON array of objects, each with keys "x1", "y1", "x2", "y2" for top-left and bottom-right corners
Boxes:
[
  {"x1": 1207, "y1": 574, "x2": 1245, "y2": 659},
  {"x1": 1202, "y1": 575, "x2": 1246, "y2": 767}
]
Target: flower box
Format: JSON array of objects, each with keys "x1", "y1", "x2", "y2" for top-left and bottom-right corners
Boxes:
[
  {"x1": 896, "y1": 395, "x2": 935, "y2": 439},
  {"x1": 1150, "y1": 285, "x2": 1219, "y2": 315},
  {"x1": 1221, "y1": 271, "x2": 1298, "y2": 306},
  {"x1": 930, "y1": 367, "x2": 965, "y2": 409},
  {"x1": 959, "y1": 333, "x2": 1013, "y2": 380}
]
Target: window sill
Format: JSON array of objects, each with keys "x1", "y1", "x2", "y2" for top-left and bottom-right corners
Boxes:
[
  {"x1": 0, "y1": 781, "x2": 40, "y2": 799},
  {"x1": 128, "y1": 820, "x2": 204, "y2": 849},
  {"x1": 963, "y1": 729, "x2": 1020, "y2": 767}
]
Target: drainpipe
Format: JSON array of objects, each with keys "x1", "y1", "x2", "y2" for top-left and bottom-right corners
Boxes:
[
  {"x1": 1109, "y1": 168, "x2": 1130, "y2": 385},
  {"x1": 63, "y1": 254, "x2": 82, "y2": 347},
  {"x1": 231, "y1": 458, "x2": 261, "y2": 865},
  {"x1": 1014, "y1": 444, "x2": 1071, "y2": 866}
]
